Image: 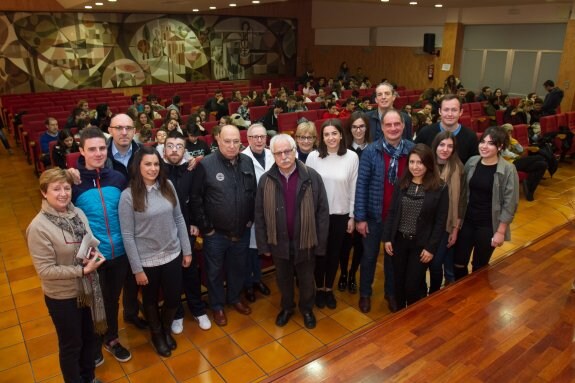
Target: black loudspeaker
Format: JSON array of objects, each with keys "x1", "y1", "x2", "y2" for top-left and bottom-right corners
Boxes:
[{"x1": 423, "y1": 33, "x2": 435, "y2": 54}]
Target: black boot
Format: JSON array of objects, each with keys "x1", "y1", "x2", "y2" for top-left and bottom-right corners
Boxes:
[
  {"x1": 348, "y1": 273, "x2": 357, "y2": 294},
  {"x1": 161, "y1": 307, "x2": 178, "y2": 351},
  {"x1": 337, "y1": 272, "x2": 347, "y2": 292},
  {"x1": 144, "y1": 305, "x2": 171, "y2": 357}
]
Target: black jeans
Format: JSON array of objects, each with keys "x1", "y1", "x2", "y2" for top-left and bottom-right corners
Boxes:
[
  {"x1": 391, "y1": 234, "x2": 428, "y2": 309},
  {"x1": 315, "y1": 214, "x2": 348, "y2": 289},
  {"x1": 142, "y1": 254, "x2": 183, "y2": 311},
  {"x1": 175, "y1": 249, "x2": 206, "y2": 319},
  {"x1": 45, "y1": 296, "x2": 96, "y2": 383},
  {"x1": 340, "y1": 229, "x2": 363, "y2": 276},
  {"x1": 454, "y1": 222, "x2": 494, "y2": 280},
  {"x1": 273, "y1": 243, "x2": 316, "y2": 314},
  {"x1": 97, "y1": 255, "x2": 130, "y2": 345}
]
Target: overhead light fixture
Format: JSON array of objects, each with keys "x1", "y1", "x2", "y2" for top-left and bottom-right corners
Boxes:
[
  {"x1": 381, "y1": 0, "x2": 389, "y2": 2},
  {"x1": 209, "y1": 6, "x2": 216, "y2": 9},
  {"x1": 252, "y1": 0, "x2": 260, "y2": 3},
  {"x1": 108, "y1": 0, "x2": 117, "y2": 2},
  {"x1": 85, "y1": 5, "x2": 93, "y2": 8},
  {"x1": 95, "y1": 2, "x2": 104, "y2": 5},
  {"x1": 192, "y1": 8, "x2": 199, "y2": 11},
  {"x1": 230, "y1": 3, "x2": 237, "y2": 6},
  {"x1": 409, "y1": 1, "x2": 417, "y2": 4},
  {"x1": 435, "y1": 3, "x2": 443, "y2": 7}
]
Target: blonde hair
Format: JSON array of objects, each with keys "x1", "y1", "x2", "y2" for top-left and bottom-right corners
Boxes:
[
  {"x1": 39, "y1": 168, "x2": 73, "y2": 194},
  {"x1": 295, "y1": 121, "x2": 317, "y2": 146}
]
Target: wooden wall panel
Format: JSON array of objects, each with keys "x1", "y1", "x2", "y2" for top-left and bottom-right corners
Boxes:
[
  {"x1": 0, "y1": 0, "x2": 63, "y2": 11},
  {"x1": 309, "y1": 45, "x2": 440, "y2": 91},
  {"x1": 435, "y1": 23, "x2": 464, "y2": 89},
  {"x1": 557, "y1": 18, "x2": 575, "y2": 111}
]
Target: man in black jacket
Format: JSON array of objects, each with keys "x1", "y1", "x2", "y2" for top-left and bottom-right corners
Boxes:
[
  {"x1": 255, "y1": 134, "x2": 329, "y2": 329},
  {"x1": 542, "y1": 80, "x2": 564, "y2": 116},
  {"x1": 162, "y1": 131, "x2": 212, "y2": 334},
  {"x1": 190, "y1": 125, "x2": 257, "y2": 327}
]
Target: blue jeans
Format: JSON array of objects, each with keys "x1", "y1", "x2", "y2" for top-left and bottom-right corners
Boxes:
[
  {"x1": 203, "y1": 229, "x2": 250, "y2": 310},
  {"x1": 359, "y1": 219, "x2": 394, "y2": 298},
  {"x1": 428, "y1": 231, "x2": 455, "y2": 294}
]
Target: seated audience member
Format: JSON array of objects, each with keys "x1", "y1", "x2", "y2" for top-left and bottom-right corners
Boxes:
[
  {"x1": 134, "y1": 124, "x2": 153, "y2": 144},
  {"x1": 237, "y1": 96, "x2": 251, "y2": 124},
  {"x1": 338, "y1": 99, "x2": 356, "y2": 119},
  {"x1": 230, "y1": 113, "x2": 249, "y2": 130},
  {"x1": 493, "y1": 88, "x2": 505, "y2": 106},
  {"x1": 164, "y1": 108, "x2": 183, "y2": 126},
  {"x1": 147, "y1": 94, "x2": 165, "y2": 111},
  {"x1": 136, "y1": 112, "x2": 152, "y2": 131},
  {"x1": 91, "y1": 103, "x2": 112, "y2": 133},
  {"x1": 248, "y1": 89, "x2": 259, "y2": 101},
  {"x1": 204, "y1": 89, "x2": 229, "y2": 120},
  {"x1": 484, "y1": 96, "x2": 501, "y2": 117},
  {"x1": 541, "y1": 80, "x2": 564, "y2": 115},
  {"x1": 210, "y1": 125, "x2": 221, "y2": 153},
  {"x1": 52, "y1": 129, "x2": 79, "y2": 169},
  {"x1": 443, "y1": 75, "x2": 462, "y2": 95},
  {"x1": 219, "y1": 115, "x2": 232, "y2": 127},
  {"x1": 275, "y1": 89, "x2": 289, "y2": 103},
  {"x1": 530, "y1": 98, "x2": 544, "y2": 124},
  {"x1": 40, "y1": 117, "x2": 60, "y2": 166},
  {"x1": 413, "y1": 88, "x2": 435, "y2": 109},
  {"x1": 322, "y1": 102, "x2": 340, "y2": 119},
  {"x1": 261, "y1": 100, "x2": 286, "y2": 136},
  {"x1": 503, "y1": 99, "x2": 532, "y2": 126},
  {"x1": 314, "y1": 77, "x2": 326, "y2": 92},
  {"x1": 360, "y1": 77, "x2": 372, "y2": 89},
  {"x1": 526, "y1": 92, "x2": 537, "y2": 102},
  {"x1": 295, "y1": 96, "x2": 308, "y2": 111},
  {"x1": 501, "y1": 124, "x2": 547, "y2": 201},
  {"x1": 331, "y1": 83, "x2": 342, "y2": 101},
  {"x1": 143, "y1": 103, "x2": 162, "y2": 120},
  {"x1": 197, "y1": 108, "x2": 208, "y2": 123},
  {"x1": 403, "y1": 104, "x2": 413, "y2": 116},
  {"x1": 315, "y1": 88, "x2": 327, "y2": 103},
  {"x1": 252, "y1": 92, "x2": 269, "y2": 107},
  {"x1": 303, "y1": 81, "x2": 317, "y2": 97},
  {"x1": 185, "y1": 113, "x2": 207, "y2": 137},
  {"x1": 232, "y1": 90, "x2": 243, "y2": 102},
  {"x1": 167, "y1": 95, "x2": 183, "y2": 113},
  {"x1": 127, "y1": 94, "x2": 143, "y2": 120},
  {"x1": 64, "y1": 108, "x2": 89, "y2": 131},
  {"x1": 185, "y1": 125, "x2": 211, "y2": 160},
  {"x1": 477, "y1": 86, "x2": 492, "y2": 102},
  {"x1": 358, "y1": 97, "x2": 372, "y2": 112},
  {"x1": 463, "y1": 91, "x2": 476, "y2": 104},
  {"x1": 155, "y1": 128, "x2": 168, "y2": 156},
  {"x1": 294, "y1": 120, "x2": 317, "y2": 163},
  {"x1": 286, "y1": 96, "x2": 298, "y2": 113},
  {"x1": 162, "y1": 118, "x2": 184, "y2": 135}
]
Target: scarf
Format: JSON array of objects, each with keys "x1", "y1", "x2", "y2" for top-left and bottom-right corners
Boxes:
[
  {"x1": 42, "y1": 207, "x2": 107, "y2": 334},
  {"x1": 382, "y1": 139, "x2": 405, "y2": 185},
  {"x1": 263, "y1": 167, "x2": 317, "y2": 250},
  {"x1": 438, "y1": 161, "x2": 462, "y2": 233}
]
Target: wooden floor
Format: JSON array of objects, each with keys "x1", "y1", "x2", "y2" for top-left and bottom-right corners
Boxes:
[{"x1": 0, "y1": 135, "x2": 574, "y2": 383}]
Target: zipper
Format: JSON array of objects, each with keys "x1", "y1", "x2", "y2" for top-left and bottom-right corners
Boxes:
[{"x1": 95, "y1": 168, "x2": 116, "y2": 258}]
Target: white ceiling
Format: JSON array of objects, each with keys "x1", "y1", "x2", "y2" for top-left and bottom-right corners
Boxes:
[{"x1": 58, "y1": 0, "x2": 573, "y2": 13}]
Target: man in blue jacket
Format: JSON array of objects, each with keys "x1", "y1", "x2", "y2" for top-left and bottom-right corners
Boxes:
[
  {"x1": 354, "y1": 109, "x2": 414, "y2": 314},
  {"x1": 73, "y1": 125, "x2": 132, "y2": 365}
]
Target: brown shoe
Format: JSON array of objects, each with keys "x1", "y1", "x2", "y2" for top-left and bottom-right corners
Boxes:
[
  {"x1": 232, "y1": 301, "x2": 252, "y2": 315},
  {"x1": 359, "y1": 296, "x2": 371, "y2": 313},
  {"x1": 212, "y1": 309, "x2": 227, "y2": 326}
]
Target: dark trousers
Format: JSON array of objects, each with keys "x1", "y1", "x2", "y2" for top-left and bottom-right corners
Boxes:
[
  {"x1": 122, "y1": 268, "x2": 140, "y2": 319},
  {"x1": 340, "y1": 230, "x2": 363, "y2": 276},
  {"x1": 454, "y1": 222, "x2": 494, "y2": 280},
  {"x1": 359, "y1": 219, "x2": 393, "y2": 297},
  {"x1": 45, "y1": 296, "x2": 96, "y2": 383},
  {"x1": 202, "y1": 229, "x2": 250, "y2": 310},
  {"x1": 274, "y1": 244, "x2": 315, "y2": 314},
  {"x1": 142, "y1": 254, "x2": 183, "y2": 311},
  {"x1": 391, "y1": 234, "x2": 428, "y2": 309},
  {"x1": 175, "y1": 249, "x2": 206, "y2": 319},
  {"x1": 514, "y1": 155, "x2": 547, "y2": 197},
  {"x1": 245, "y1": 247, "x2": 263, "y2": 287},
  {"x1": 315, "y1": 214, "x2": 348, "y2": 289},
  {"x1": 428, "y1": 231, "x2": 455, "y2": 294},
  {"x1": 97, "y1": 255, "x2": 130, "y2": 345}
]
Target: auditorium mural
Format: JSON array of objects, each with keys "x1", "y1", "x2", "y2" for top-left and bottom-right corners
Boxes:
[{"x1": 0, "y1": 12, "x2": 297, "y2": 94}]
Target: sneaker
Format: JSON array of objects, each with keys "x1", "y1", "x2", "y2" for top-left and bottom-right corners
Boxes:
[
  {"x1": 104, "y1": 340, "x2": 132, "y2": 362},
  {"x1": 194, "y1": 314, "x2": 212, "y2": 330},
  {"x1": 171, "y1": 318, "x2": 184, "y2": 334},
  {"x1": 94, "y1": 351, "x2": 104, "y2": 368}
]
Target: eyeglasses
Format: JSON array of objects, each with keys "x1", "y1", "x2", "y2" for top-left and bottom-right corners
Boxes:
[
  {"x1": 166, "y1": 143, "x2": 185, "y2": 151},
  {"x1": 296, "y1": 136, "x2": 315, "y2": 142},
  {"x1": 248, "y1": 135, "x2": 267, "y2": 141},
  {"x1": 273, "y1": 148, "x2": 295, "y2": 157},
  {"x1": 112, "y1": 125, "x2": 135, "y2": 131},
  {"x1": 351, "y1": 124, "x2": 366, "y2": 130}
]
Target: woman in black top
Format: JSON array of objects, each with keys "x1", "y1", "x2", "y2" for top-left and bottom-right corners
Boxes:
[
  {"x1": 339, "y1": 112, "x2": 371, "y2": 293},
  {"x1": 52, "y1": 129, "x2": 80, "y2": 169},
  {"x1": 383, "y1": 144, "x2": 448, "y2": 310}
]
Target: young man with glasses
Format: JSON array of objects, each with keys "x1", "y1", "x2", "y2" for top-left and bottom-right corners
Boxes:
[
  {"x1": 190, "y1": 125, "x2": 257, "y2": 327},
  {"x1": 241, "y1": 124, "x2": 274, "y2": 303}
]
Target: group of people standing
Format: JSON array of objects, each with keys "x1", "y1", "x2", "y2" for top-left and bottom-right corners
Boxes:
[{"x1": 27, "y1": 81, "x2": 520, "y2": 383}]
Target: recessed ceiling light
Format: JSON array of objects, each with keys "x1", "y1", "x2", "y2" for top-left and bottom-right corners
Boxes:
[
  {"x1": 192, "y1": 8, "x2": 199, "y2": 11},
  {"x1": 95, "y1": 2, "x2": 103, "y2": 5},
  {"x1": 230, "y1": 3, "x2": 237, "y2": 6},
  {"x1": 252, "y1": 0, "x2": 260, "y2": 3},
  {"x1": 85, "y1": 5, "x2": 93, "y2": 8},
  {"x1": 108, "y1": 0, "x2": 117, "y2": 2},
  {"x1": 435, "y1": 3, "x2": 443, "y2": 7},
  {"x1": 409, "y1": 1, "x2": 417, "y2": 4},
  {"x1": 209, "y1": 6, "x2": 216, "y2": 9},
  {"x1": 381, "y1": 0, "x2": 389, "y2": 2}
]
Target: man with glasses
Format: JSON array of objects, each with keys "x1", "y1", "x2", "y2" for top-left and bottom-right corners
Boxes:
[
  {"x1": 241, "y1": 124, "x2": 274, "y2": 303},
  {"x1": 162, "y1": 131, "x2": 212, "y2": 334},
  {"x1": 73, "y1": 126, "x2": 133, "y2": 365},
  {"x1": 254, "y1": 134, "x2": 329, "y2": 329},
  {"x1": 190, "y1": 125, "x2": 257, "y2": 326},
  {"x1": 106, "y1": 114, "x2": 148, "y2": 331}
]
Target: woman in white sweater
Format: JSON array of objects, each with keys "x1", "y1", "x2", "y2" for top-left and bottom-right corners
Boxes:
[
  {"x1": 306, "y1": 119, "x2": 358, "y2": 309},
  {"x1": 119, "y1": 146, "x2": 192, "y2": 358}
]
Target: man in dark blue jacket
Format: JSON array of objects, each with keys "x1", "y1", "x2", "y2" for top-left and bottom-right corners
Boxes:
[{"x1": 542, "y1": 80, "x2": 564, "y2": 116}]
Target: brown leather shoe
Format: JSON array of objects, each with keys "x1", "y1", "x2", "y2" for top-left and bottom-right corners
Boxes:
[
  {"x1": 212, "y1": 309, "x2": 227, "y2": 326},
  {"x1": 359, "y1": 296, "x2": 371, "y2": 313},
  {"x1": 232, "y1": 301, "x2": 252, "y2": 315}
]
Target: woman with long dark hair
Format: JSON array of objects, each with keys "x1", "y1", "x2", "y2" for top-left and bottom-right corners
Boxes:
[
  {"x1": 383, "y1": 144, "x2": 448, "y2": 309},
  {"x1": 306, "y1": 119, "x2": 358, "y2": 309},
  {"x1": 338, "y1": 112, "x2": 371, "y2": 293},
  {"x1": 454, "y1": 126, "x2": 519, "y2": 279},
  {"x1": 119, "y1": 147, "x2": 192, "y2": 357},
  {"x1": 52, "y1": 129, "x2": 80, "y2": 169}
]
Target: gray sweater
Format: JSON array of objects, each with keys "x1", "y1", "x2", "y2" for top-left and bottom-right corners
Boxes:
[{"x1": 119, "y1": 181, "x2": 191, "y2": 274}]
